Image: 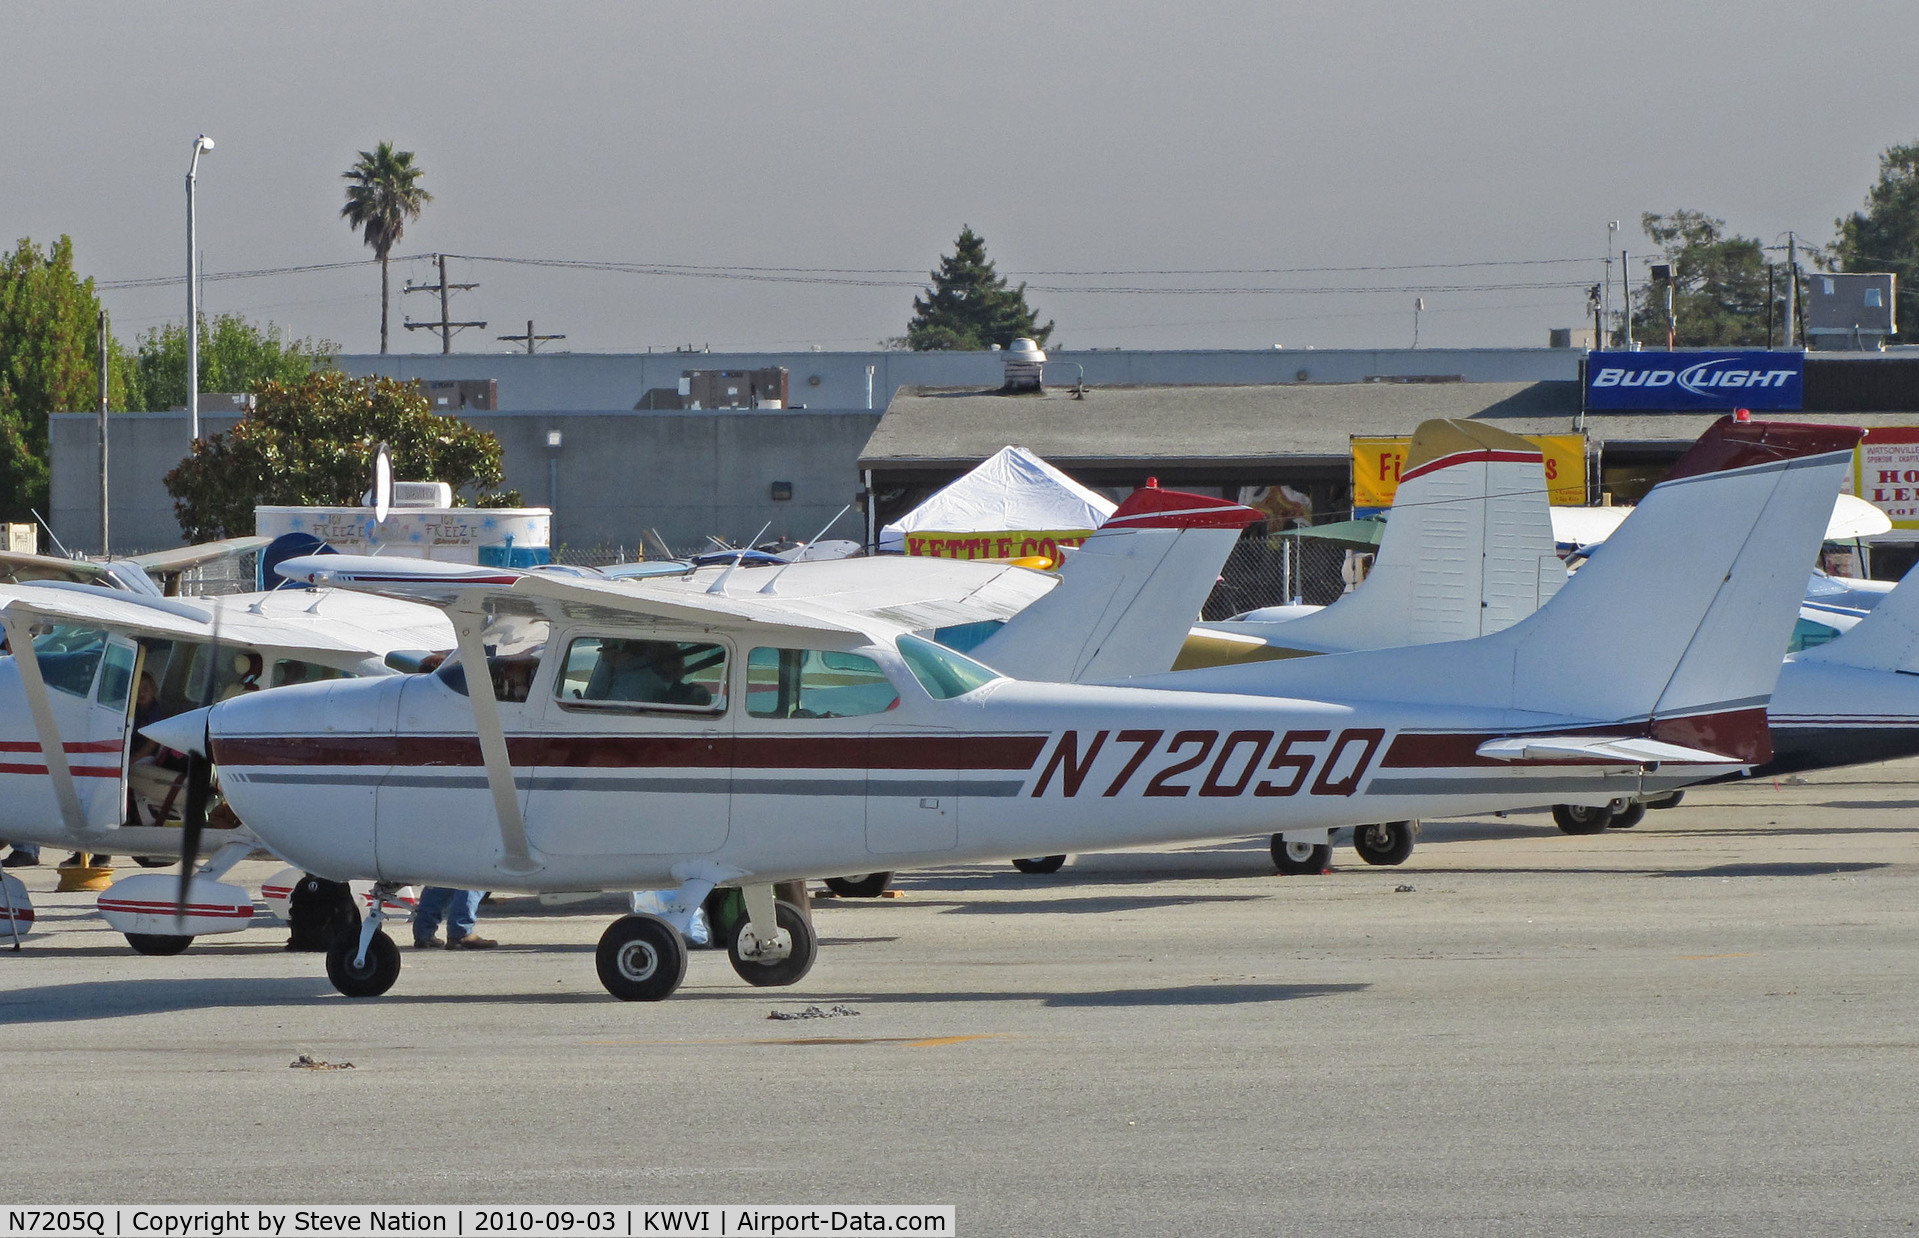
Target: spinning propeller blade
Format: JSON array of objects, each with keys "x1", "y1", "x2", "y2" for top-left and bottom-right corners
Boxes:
[{"x1": 175, "y1": 607, "x2": 223, "y2": 920}]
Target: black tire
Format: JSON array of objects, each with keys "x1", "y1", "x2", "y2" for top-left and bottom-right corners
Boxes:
[
  {"x1": 1352, "y1": 821, "x2": 1417, "y2": 866},
  {"x1": 596, "y1": 915, "x2": 688, "y2": 1001},
  {"x1": 1552, "y1": 803, "x2": 1613, "y2": 835},
  {"x1": 325, "y1": 930, "x2": 401, "y2": 997},
  {"x1": 728, "y1": 900, "x2": 817, "y2": 988},
  {"x1": 1011, "y1": 855, "x2": 1067, "y2": 874},
  {"x1": 125, "y1": 933, "x2": 193, "y2": 956},
  {"x1": 1644, "y1": 790, "x2": 1685, "y2": 811},
  {"x1": 1608, "y1": 801, "x2": 1647, "y2": 829},
  {"x1": 132, "y1": 856, "x2": 172, "y2": 869},
  {"x1": 824, "y1": 872, "x2": 892, "y2": 898},
  {"x1": 1271, "y1": 835, "x2": 1333, "y2": 875}
]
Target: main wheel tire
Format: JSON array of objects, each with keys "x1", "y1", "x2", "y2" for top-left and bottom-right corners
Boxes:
[
  {"x1": 125, "y1": 932, "x2": 193, "y2": 956},
  {"x1": 1271, "y1": 835, "x2": 1333, "y2": 875},
  {"x1": 597, "y1": 915, "x2": 688, "y2": 1001},
  {"x1": 728, "y1": 900, "x2": 817, "y2": 988},
  {"x1": 1352, "y1": 821, "x2": 1417, "y2": 866},
  {"x1": 1011, "y1": 855, "x2": 1067, "y2": 874},
  {"x1": 1644, "y1": 790, "x2": 1685, "y2": 811},
  {"x1": 325, "y1": 930, "x2": 401, "y2": 997},
  {"x1": 824, "y1": 872, "x2": 892, "y2": 898},
  {"x1": 1552, "y1": 803, "x2": 1613, "y2": 835},
  {"x1": 1608, "y1": 801, "x2": 1647, "y2": 829}
]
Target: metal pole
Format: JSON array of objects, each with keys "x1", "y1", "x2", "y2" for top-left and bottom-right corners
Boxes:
[
  {"x1": 1768, "y1": 264, "x2": 1776, "y2": 348},
  {"x1": 97, "y1": 309, "x2": 110, "y2": 555},
  {"x1": 526, "y1": 320, "x2": 535, "y2": 356},
  {"x1": 865, "y1": 365, "x2": 875, "y2": 410},
  {"x1": 186, "y1": 152, "x2": 199, "y2": 442}
]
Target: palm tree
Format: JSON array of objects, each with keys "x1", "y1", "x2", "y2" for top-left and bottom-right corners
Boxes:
[{"x1": 340, "y1": 142, "x2": 432, "y2": 354}]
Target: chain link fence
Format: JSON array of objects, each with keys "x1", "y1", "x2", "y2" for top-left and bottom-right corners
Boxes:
[{"x1": 1202, "y1": 534, "x2": 1358, "y2": 619}]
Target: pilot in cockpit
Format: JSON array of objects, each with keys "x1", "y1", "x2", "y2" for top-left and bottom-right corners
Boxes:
[{"x1": 589, "y1": 640, "x2": 711, "y2": 707}]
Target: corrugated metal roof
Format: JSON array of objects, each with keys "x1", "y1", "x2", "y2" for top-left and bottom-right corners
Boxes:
[{"x1": 858, "y1": 381, "x2": 1918, "y2": 471}]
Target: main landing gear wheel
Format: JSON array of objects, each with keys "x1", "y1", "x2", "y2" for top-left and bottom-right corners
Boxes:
[
  {"x1": 125, "y1": 933, "x2": 193, "y2": 956},
  {"x1": 728, "y1": 900, "x2": 817, "y2": 988},
  {"x1": 596, "y1": 914, "x2": 688, "y2": 1002},
  {"x1": 325, "y1": 930, "x2": 401, "y2": 997},
  {"x1": 1352, "y1": 821, "x2": 1417, "y2": 866},
  {"x1": 824, "y1": 873, "x2": 892, "y2": 898},
  {"x1": 1011, "y1": 855, "x2": 1067, "y2": 874},
  {"x1": 1552, "y1": 803, "x2": 1613, "y2": 835},
  {"x1": 1608, "y1": 801, "x2": 1647, "y2": 829},
  {"x1": 1645, "y1": 790, "x2": 1685, "y2": 811},
  {"x1": 1272, "y1": 835, "x2": 1332, "y2": 875}
]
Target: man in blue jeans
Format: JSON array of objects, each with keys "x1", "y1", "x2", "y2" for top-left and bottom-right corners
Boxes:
[{"x1": 413, "y1": 887, "x2": 497, "y2": 949}]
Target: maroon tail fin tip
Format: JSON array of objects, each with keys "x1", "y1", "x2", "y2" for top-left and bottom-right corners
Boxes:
[{"x1": 1663, "y1": 416, "x2": 1864, "y2": 481}]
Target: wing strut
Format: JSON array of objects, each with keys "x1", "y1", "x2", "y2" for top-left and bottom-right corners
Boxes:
[
  {"x1": 0, "y1": 612, "x2": 87, "y2": 835},
  {"x1": 450, "y1": 605, "x2": 541, "y2": 876}
]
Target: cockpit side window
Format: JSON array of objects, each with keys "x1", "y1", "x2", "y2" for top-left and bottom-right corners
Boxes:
[
  {"x1": 746, "y1": 648, "x2": 899, "y2": 718},
  {"x1": 31, "y1": 625, "x2": 107, "y2": 697},
  {"x1": 96, "y1": 642, "x2": 137, "y2": 710},
  {"x1": 555, "y1": 637, "x2": 728, "y2": 713}
]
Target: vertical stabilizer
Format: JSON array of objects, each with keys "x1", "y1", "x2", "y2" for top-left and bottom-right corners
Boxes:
[{"x1": 971, "y1": 485, "x2": 1260, "y2": 682}]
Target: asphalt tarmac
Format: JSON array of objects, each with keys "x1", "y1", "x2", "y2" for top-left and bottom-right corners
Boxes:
[{"x1": 4, "y1": 759, "x2": 1919, "y2": 1237}]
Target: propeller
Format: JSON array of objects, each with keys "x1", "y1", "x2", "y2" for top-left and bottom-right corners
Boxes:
[{"x1": 175, "y1": 606, "x2": 225, "y2": 921}]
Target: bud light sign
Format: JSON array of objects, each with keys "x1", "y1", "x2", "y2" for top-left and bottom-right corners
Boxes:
[{"x1": 1585, "y1": 350, "x2": 1803, "y2": 410}]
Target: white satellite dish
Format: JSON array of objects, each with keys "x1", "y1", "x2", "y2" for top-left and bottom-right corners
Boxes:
[{"x1": 373, "y1": 442, "x2": 393, "y2": 524}]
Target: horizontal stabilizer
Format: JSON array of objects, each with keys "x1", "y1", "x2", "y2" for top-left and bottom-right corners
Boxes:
[{"x1": 1475, "y1": 735, "x2": 1745, "y2": 766}]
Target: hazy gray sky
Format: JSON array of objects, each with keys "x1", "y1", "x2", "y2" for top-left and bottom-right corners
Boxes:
[{"x1": 6, "y1": 1, "x2": 1916, "y2": 355}]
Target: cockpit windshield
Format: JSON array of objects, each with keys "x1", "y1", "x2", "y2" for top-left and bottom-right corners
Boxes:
[{"x1": 436, "y1": 617, "x2": 549, "y2": 703}]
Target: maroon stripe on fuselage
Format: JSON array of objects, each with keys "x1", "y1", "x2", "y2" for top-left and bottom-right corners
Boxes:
[
  {"x1": 1380, "y1": 706, "x2": 1768, "y2": 768},
  {"x1": 213, "y1": 732, "x2": 1050, "y2": 772}
]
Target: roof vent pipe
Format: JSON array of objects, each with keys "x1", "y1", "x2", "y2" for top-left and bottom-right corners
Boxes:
[{"x1": 1002, "y1": 337, "x2": 1046, "y2": 392}]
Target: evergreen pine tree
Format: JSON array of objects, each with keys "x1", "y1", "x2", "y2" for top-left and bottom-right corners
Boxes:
[{"x1": 905, "y1": 227, "x2": 1054, "y2": 351}]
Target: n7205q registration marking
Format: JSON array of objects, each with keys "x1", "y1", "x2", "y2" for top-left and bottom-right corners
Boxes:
[{"x1": 1029, "y1": 727, "x2": 1385, "y2": 798}]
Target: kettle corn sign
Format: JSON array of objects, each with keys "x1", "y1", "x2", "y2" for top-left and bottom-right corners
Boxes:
[{"x1": 1352, "y1": 433, "x2": 1587, "y2": 510}]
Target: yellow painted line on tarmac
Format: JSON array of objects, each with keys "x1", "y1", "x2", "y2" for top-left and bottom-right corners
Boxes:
[{"x1": 1678, "y1": 953, "x2": 1754, "y2": 960}]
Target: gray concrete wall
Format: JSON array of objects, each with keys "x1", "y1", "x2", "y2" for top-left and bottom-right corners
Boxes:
[
  {"x1": 50, "y1": 409, "x2": 880, "y2": 557},
  {"x1": 336, "y1": 347, "x2": 1581, "y2": 413}
]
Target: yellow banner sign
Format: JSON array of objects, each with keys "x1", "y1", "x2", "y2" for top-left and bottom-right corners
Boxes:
[
  {"x1": 903, "y1": 530, "x2": 1094, "y2": 560},
  {"x1": 1352, "y1": 433, "x2": 1587, "y2": 509}
]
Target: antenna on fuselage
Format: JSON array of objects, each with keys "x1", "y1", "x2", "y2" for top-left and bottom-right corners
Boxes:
[
  {"x1": 706, "y1": 521, "x2": 772, "y2": 596},
  {"x1": 758, "y1": 504, "x2": 852, "y2": 595}
]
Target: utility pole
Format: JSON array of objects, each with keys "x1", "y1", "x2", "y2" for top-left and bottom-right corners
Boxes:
[
  {"x1": 404, "y1": 254, "x2": 485, "y2": 353},
  {"x1": 97, "y1": 308, "x2": 110, "y2": 556},
  {"x1": 1588, "y1": 283, "x2": 1603, "y2": 348},
  {"x1": 1621, "y1": 250, "x2": 1634, "y2": 349},
  {"x1": 1783, "y1": 232, "x2": 1798, "y2": 349},
  {"x1": 497, "y1": 320, "x2": 566, "y2": 355}
]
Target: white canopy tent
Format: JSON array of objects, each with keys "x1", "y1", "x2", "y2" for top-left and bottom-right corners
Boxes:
[{"x1": 880, "y1": 445, "x2": 1117, "y2": 558}]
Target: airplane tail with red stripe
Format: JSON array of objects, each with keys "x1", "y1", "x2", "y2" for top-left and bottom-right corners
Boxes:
[
  {"x1": 969, "y1": 484, "x2": 1260, "y2": 682},
  {"x1": 1151, "y1": 417, "x2": 1864, "y2": 762}
]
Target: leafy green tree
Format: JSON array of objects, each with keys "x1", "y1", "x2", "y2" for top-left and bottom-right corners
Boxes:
[
  {"x1": 341, "y1": 142, "x2": 433, "y2": 354},
  {"x1": 1626, "y1": 211, "x2": 1795, "y2": 347},
  {"x1": 906, "y1": 226, "x2": 1055, "y2": 351},
  {"x1": 1830, "y1": 142, "x2": 1919, "y2": 333},
  {"x1": 164, "y1": 371, "x2": 518, "y2": 540},
  {"x1": 0, "y1": 235, "x2": 132, "y2": 520},
  {"x1": 128, "y1": 314, "x2": 334, "y2": 411}
]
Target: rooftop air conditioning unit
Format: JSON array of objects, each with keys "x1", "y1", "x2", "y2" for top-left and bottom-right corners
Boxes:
[{"x1": 361, "y1": 481, "x2": 455, "y2": 508}]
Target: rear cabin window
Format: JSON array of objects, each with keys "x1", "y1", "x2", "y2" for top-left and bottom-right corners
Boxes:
[
  {"x1": 895, "y1": 633, "x2": 1001, "y2": 700},
  {"x1": 1788, "y1": 616, "x2": 1842, "y2": 654},
  {"x1": 31, "y1": 625, "x2": 107, "y2": 697},
  {"x1": 746, "y1": 648, "x2": 899, "y2": 718},
  {"x1": 555, "y1": 638, "x2": 728, "y2": 713}
]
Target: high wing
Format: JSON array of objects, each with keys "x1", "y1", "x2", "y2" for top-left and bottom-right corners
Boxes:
[{"x1": 125, "y1": 536, "x2": 272, "y2": 586}]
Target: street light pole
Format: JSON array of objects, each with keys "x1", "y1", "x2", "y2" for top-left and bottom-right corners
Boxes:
[{"x1": 185, "y1": 134, "x2": 214, "y2": 443}]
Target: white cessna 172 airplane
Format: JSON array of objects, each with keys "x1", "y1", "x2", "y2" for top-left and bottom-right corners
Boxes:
[
  {"x1": 143, "y1": 417, "x2": 1861, "y2": 1002},
  {"x1": 0, "y1": 583, "x2": 455, "y2": 950}
]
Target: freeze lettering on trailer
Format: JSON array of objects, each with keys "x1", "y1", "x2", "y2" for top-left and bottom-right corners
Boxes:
[{"x1": 1031, "y1": 727, "x2": 1385, "y2": 798}]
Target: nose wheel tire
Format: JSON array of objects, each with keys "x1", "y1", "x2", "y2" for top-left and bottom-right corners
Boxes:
[
  {"x1": 596, "y1": 914, "x2": 688, "y2": 1001},
  {"x1": 824, "y1": 873, "x2": 892, "y2": 898},
  {"x1": 125, "y1": 932, "x2": 193, "y2": 956},
  {"x1": 728, "y1": 900, "x2": 817, "y2": 988},
  {"x1": 1011, "y1": 855, "x2": 1067, "y2": 874},
  {"x1": 1608, "y1": 801, "x2": 1647, "y2": 829},
  {"x1": 1272, "y1": 835, "x2": 1333, "y2": 875},
  {"x1": 1552, "y1": 803, "x2": 1613, "y2": 835},
  {"x1": 1351, "y1": 821, "x2": 1417, "y2": 866},
  {"x1": 325, "y1": 929, "x2": 401, "y2": 997}
]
